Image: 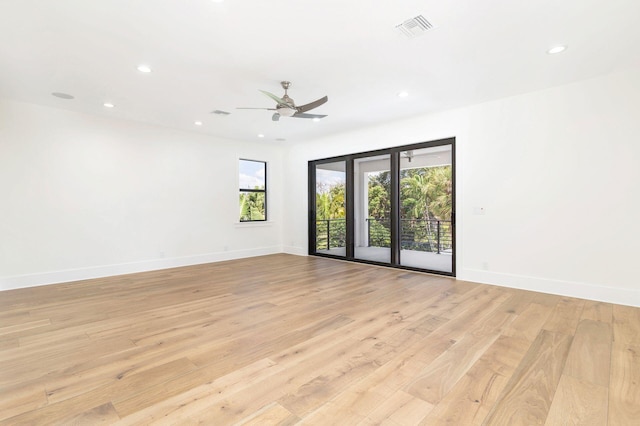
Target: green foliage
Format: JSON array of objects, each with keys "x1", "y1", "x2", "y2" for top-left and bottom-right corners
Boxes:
[
  {"x1": 316, "y1": 183, "x2": 346, "y2": 220},
  {"x1": 368, "y1": 171, "x2": 391, "y2": 217},
  {"x1": 367, "y1": 167, "x2": 452, "y2": 221},
  {"x1": 315, "y1": 182, "x2": 347, "y2": 249},
  {"x1": 400, "y1": 166, "x2": 452, "y2": 221},
  {"x1": 314, "y1": 165, "x2": 452, "y2": 252},
  {"x1": 367, "y1": 165, "x2": 452, "y2": 251},
  {"x1": 328, "y1": 184, "x2": 346, "y2": 219},
  {"x1": 368, "y1": 219, "x2": 391, "y2": 247},
  {"x1": 239, "y1": 192, "x2": 265, "y2": 221},
  {"x1": 399, "y1": 165, "x2": 452, "y2": 251}
]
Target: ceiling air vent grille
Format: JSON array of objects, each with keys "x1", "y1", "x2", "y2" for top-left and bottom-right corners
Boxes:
[
  {"x1": 395, "y1": 15, "x2": 434, "y2": 38},
  {"x1": 211, "y1": 110, "x2": 231, "y2": 115}
]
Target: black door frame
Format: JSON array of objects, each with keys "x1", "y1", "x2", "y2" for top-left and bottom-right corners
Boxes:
[{"x1": 308, "y1": 137, "x2": 456, "y2": 277}]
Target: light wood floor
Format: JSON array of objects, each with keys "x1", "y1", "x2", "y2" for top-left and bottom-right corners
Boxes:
[{"x1": 1, "y1": 254, "x2": 639, "y2": 425}]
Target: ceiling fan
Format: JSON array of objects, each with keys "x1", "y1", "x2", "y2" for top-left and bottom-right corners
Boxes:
[{"x1": 237, "y1": 81, "x2": 328, "y2": 121}]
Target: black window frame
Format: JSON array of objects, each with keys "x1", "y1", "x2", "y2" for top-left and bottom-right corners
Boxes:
[{"x1": 239, "y1": 159, "x2": 267, "y2": 222}]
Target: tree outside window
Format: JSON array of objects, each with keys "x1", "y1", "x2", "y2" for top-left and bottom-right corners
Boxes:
[{"x1": 239, "y1": 159, "x2": 266, "y2": 222}]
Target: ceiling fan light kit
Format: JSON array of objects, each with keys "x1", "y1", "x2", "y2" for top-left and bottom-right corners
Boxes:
[
  {"x1": 277, "y1": 106, "x2": 296, "y2": 117},
  {"x1": 237, "y1": 80, "x2": 328, "y2": 122}
]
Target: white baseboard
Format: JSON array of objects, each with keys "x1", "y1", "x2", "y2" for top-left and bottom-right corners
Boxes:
[
  {"x1": 0, "y1": 246, "x2": 282, "y2": 291},
  {"x1": 460, "y1": 268, "x2": 640, "y2": 307},
  {"x1": 282, "y1": 246, "x2": 307, "y2": 256},
  {"x1": 5, "y1": 251, "x2": 638, "y2": 308}
]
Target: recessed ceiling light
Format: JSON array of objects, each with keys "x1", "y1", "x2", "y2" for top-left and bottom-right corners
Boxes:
[
  {"x1": 51, "y1": 92, "x2": 74, "y2": 99},
  {"x1": 103, "y1": 102, "x2": 115, "y2": 108},
  {"x1": 257, "y1": 134, "x2": 265, "y2": 138},
  {"x1": 397, "y1": 91, "x2": 409, "y2": 98},
  {"x1": 547, "y1": 45, "x2": 567, "y2": 55},
  {"x1": 194, "y1": 121, "x2": 203, "y2": 126},
  {"x1": 137, "y1": 65, "x2": 152, "y2": 73},
  {"x1": 312, "y1": 118, "x2": 321, "y2": 122}
]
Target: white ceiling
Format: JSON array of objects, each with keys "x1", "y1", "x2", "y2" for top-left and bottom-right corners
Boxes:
[{"x1": 1, "y1": 0, "x2": 639, "y2": 144}]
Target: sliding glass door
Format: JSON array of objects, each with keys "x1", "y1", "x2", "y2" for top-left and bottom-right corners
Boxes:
[
  {"x1": 354, "y1": 154, "x2": 391, "y2": 263},
  {"x1": 399, "y1": 145, "x2": 453, "y2": 273},
  {"x1": 309, "y1": 138, "x2": 455, "y2": 276},
  {"x1": 312, "y1": 161, "x2": 347, "y2": 257}
]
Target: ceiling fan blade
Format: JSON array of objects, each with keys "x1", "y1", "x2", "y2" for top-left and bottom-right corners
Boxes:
[
  {"x1": 272, "y1": 113, "x2": 280, "y2": 122},
  {"x1": 292, "y1": 113, "x2": 327, "y2": 119},
  {"x1": 295, "y1": 96, "x2": 328, "y2": 113},
  {"x1": 259, "y1": 90, "x2": 293, "y2": 108},
  {"x1": 236, "y1": 107, "x2": 277, "y2": 110}
]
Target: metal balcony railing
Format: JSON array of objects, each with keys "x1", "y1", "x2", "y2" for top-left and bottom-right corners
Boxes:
[
  {"x1": 315, "y1": 219, "x2": 346, "y2": 250},
  {"x1": 316, "y1": 218, "x2": 452, "y2": 254},
  {"x1": 398, "y1": 218, "x2": 452, "y2": 254}
]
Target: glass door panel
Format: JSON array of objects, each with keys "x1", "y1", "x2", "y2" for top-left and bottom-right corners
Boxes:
[
  {"x1": 399, "y1": 146, "x2": 453, "y2": 272},
  {"x1": 315, "y1": 161, "x2": 347, "y2": 256},
  {"x1": 354, "y1": 155, "x2": 391, "y2": 263}
]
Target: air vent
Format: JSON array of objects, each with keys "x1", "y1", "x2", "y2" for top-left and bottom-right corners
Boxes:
[
  {"x1": 211, "y1": 110, "x2": 231, "y2": 115},
  {"x1": 395, "y1": 15, "x2": 434, "y2": 38}
]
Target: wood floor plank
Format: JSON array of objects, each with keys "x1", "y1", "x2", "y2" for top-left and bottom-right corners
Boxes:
[
  {"x1": 405, "y1": 329, "x2": 502, "y2": 404},
  {"x1": 299, "y1": 388, "x2": 382, "y2": 425},
  {"x1": 608, "y1": 343, "x2": 640, "y2": 424},
  {"x1": 497, "y1": 290, "x2": 534, "y2": 315},
  {"x1": 542, "y1": 298, "x2": 585, "y2": 335},
  {"x1": 529, "y1": 291, "x2": 565, "y2": 307},
  {"x1": 503, "y1": 302, "x2": 553, "y2": 342},
  {"x1": 0, "y1": 337, "x2": 19, "y2": 351},
  {"x1": 0, "y1": 318, "x2": 51, "y2": 336},
  {"x1": 114, "y1": 358, "x2": 283, "y2": 424},
  {"x1": 5, "y1": 357, "x2": 198, "y2": 423},
  {"x1": 237, "y1": 402, "x2": 300, "y2": 426},
  {"x1": 297, "y1": 295, "x2": 513, "y2": 424},
  {"x1": 0, "y1": 311, "x2": 32, "y2": 327},
  {"x1": 111, "y1": 356, "x2": 240, "y2": 417},
  {"x1": 363, "y1": 390, "x2": 434, "y2": 425},
  {"x1": 482, "y1": 330, "x2": 573, "y2": 425},
  {"x1": 563, "y1": 319, "x2": 612, "y2": 386},
  {"x1": 276, "y1": 345, "x2": 382, "y2": 417},
  {"x1": 408, "y1": 314, "x2": 450, "y2": 336},
  {"x1": 612, "y1": 304, "x2": 640, "y2": 345},
  {"x1": 420, "y1": 335, "x2": 531, "y2": 425},
  {"x1": 53, "y1": 402, "x2": 121, "y2": 425},
  {"x1": 473, "y1": 334, "x2": 534, "y2": 377},
  {"x1": 197, "y1": 332, "x2": 400, "y2": 424},
  {"x1": 0, "y1": 382, "x2": 48, "y2": 422},
  {"x1": 581, "y1": 300, "x2": 613, "y2": 323},
  {"x1": 545, "y1": 375, "x2": 608, "y2": 426},
  {"x1": 0, "y1": 254, "x2": 638, "y2": 425},
  {"x1": 295, "y1": 336, "x2": 454, "y2": 423},
  {"x1": 122, "y1": 335, "x2": 376, "y2": 422},
  {"x1": 0, "y1": 335, "x2": 138, "y2": 389},
  {"x1": 420, "y1": 365, "x2": 509, "y2": 426},
  {"x1": 47, "y1": 356, "x2": 197, "y2": 404}
]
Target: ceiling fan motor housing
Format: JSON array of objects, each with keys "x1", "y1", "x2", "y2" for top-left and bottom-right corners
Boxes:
[{"x1": 282, "y1": 94, "x2": 295, "y2": 107}]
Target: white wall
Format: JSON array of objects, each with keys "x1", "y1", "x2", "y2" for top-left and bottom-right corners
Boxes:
[
  {"x1": 0, "y1": 100, "x2": 284, "y2": 290},
  {"x1": 4, "y1": 68, "x2": 640, "y2": 306},
  {"x1": 283, "y1": 67, "x2": 640, "y2": 307}
]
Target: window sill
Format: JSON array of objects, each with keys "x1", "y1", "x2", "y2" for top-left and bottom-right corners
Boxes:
[{"x1": 234, "y1": 221, "x2": 274, "y2": 228}]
